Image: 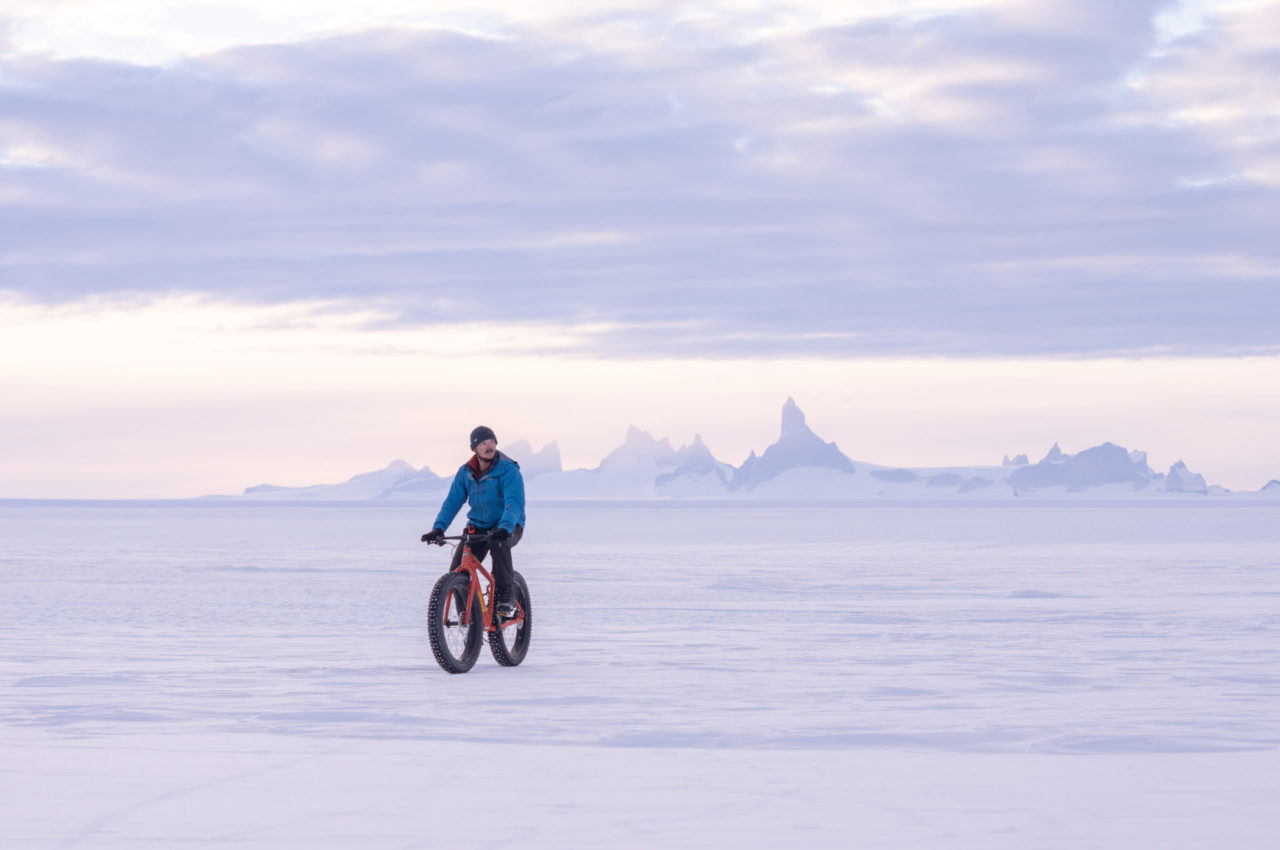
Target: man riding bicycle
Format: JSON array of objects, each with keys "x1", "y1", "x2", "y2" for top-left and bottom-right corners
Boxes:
[{"x1": 422, "y1": 426, "x2": 526, "y2": 618}]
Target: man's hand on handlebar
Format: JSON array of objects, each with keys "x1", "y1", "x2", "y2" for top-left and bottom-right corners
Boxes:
[
  {"x1": 421, "y1": 528, "x2": 445, "y2": 544},
  {"x1": 489, "y1": 527, "x2": 510, "y2": 544}
]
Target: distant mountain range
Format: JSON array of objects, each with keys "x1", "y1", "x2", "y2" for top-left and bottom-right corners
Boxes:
[{"x1": 207, "y1": 398, "x2": 1279, "y2": 501}]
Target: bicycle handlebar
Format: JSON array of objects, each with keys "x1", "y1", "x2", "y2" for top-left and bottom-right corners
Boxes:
[{"x1": 423, "y1": 530, "x2": 497, "y2": 546}]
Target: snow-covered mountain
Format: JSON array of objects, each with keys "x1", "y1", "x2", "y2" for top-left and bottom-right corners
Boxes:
[
  {"x1": 529, "y1": 400, "x2": 857, "y2": 499},
  {"x1": 997, "y1": 443, "x2": 1226, "y2": 496},
  {"x1": 532, "y1": 427, "x2": 736, "y2": 499},
  {"x1": 208, "y1": 400, "x2": 1263, "y2": 501},
  {"x1": 1006, "y1": 442, "x2": 1153, "y2": 493},
  {"x1": 235, "y1": 460, "x2": 440, "y2": 501},
  {"x1": 503, "y1": 440, "x2": 561, "y2": 477},
  {"x1": 1164, "y1": 460, "x2": 1208, "y2": 494},
  {"x1": 655, "y1": 435, "x2": 735, "y2": 495},
  {"x1": 212, "y1": 441, "x2": 561, "y2": 501},
  {"x1": 728, "y1": 397, "x2": 855, "y2": 492}
]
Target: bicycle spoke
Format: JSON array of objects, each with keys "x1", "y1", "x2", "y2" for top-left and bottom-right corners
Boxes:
[
  {"x1": 443, "y1": 590, "x2": 467, "y2": 655},
  {"x1": 429, "y1": 571, "x2": 482, "y2": 674}
]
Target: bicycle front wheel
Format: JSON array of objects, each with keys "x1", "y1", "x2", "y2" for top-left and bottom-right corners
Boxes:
[
  {"x1": 488, "y1": 571, "x2": 531, "y2": 667},
  {"x1": 428, "y1": 571, "x2": 483, "y2": 673}
]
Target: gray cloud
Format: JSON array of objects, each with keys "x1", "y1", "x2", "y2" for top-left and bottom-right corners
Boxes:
[{"x1": 1, "y1": 2, "x2": 1278, "y2": 357}]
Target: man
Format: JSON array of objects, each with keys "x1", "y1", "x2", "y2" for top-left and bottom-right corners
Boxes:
[{"x1": 422, "y1": 426, "x2": 526, "y2": 617}]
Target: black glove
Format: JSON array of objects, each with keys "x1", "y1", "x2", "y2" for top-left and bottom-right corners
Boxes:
[
  {"x1": 489, "y1": 527, "x2": 510, "y2": 544},
  {"x1": 422, "y1": 528, "x2": 445, "y2": 544}
]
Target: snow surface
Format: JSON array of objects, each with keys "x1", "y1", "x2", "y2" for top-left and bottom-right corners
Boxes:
[{"x1": 3, "y1": 501, "x2": 1279, "y2": 848}]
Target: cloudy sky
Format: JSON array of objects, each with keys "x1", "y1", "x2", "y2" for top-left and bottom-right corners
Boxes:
[{"x1": 2, "y1": 0, "x2": 1278, "y2": 497}]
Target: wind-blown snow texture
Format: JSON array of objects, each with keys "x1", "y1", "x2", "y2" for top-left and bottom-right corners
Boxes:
[{"x1": 2, "y1": 502, "x2": 1279, "y2": 848}]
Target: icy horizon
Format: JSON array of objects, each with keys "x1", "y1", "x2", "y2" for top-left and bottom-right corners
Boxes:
[{"x1": 211, "y1": 399, "x2": 1280, "y2": 501}]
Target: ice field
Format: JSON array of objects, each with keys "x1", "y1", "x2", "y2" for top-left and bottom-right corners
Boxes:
[{"x1": 2, "y1": 500, "x2": 1279, "y2": 848}]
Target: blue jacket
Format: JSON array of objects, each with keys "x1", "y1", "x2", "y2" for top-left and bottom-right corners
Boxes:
[{"x1": 432, "y1": 452, "x2": 526, "y2": 533}]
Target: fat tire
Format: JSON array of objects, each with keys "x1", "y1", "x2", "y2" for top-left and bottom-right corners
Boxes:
[
  {"x1": 488, "y1": 571, "x2": 531, "y2": 667},
  {"x1": 428, "y1": 571, "x2": 483, "y2": 674}
]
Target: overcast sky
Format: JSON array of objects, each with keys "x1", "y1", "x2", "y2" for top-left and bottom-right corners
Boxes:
[{"x1": 2, "y1": 0, "x2": 1278, "y2": 497}]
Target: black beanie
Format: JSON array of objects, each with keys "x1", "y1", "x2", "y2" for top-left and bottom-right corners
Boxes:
[{"x1": 470, "y1": 425, "x2": 497, "y2": 450}]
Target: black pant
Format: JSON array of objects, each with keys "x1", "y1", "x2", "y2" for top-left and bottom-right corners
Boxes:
[{"x1": 450, "y1": 524, "x2": 523, "y2": 601}]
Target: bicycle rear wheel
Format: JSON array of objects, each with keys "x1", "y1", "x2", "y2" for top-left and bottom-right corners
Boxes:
[
  {"x1": 488, "y1": 571, "x2": 531, "y2": 667},
  {"x1": 428, "y1": 571, "x2": 483, "y2": 673}
]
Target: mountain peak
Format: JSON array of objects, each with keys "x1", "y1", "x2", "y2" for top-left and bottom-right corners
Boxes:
[
  {"x1": 655, "y1": 434, "x2": 732, "y2": 490},
  {"x1": 780, "y1": 397, "x2": 811, "y2": 439},
  {"x1": 346, "y1": 459, "x2": 417, "y2": 483},
  {"x1": 1009, "y1": 442, "x2": 1159, "y2": 493},
  {"x1": 623, "y1": 425, "x2": 673, "y2": 452},
  {"x1": 676, "y1": 434, "x2": 711, "y2": 457},
  {"x1": 599, "y1": 426, "x2": 677, "y2": 467},
  {"x1": 1165, "y1": 460, "x2": 1208, "y2": 494},
  {"x1": 729, "y1": 399, "x2": 854, "y2": 491},
  {"x1": 778, "y1": 397, "x2": 826, "y2": 445},
  {"x1": 1128, "y1": 449, "x2": 1153, "y2": 475},
  {"x1": 503, "y1": 440, "x2": 562, "y2": 476}
]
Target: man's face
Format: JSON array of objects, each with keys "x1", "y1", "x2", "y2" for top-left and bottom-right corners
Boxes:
[{"x1": 476, "y1": 438, "x2": 497, "y2": 461}]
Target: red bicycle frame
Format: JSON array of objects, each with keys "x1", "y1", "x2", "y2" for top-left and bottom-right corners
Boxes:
[{"x1": 453, "y1": 541, "x2": 526, "y2": 635}]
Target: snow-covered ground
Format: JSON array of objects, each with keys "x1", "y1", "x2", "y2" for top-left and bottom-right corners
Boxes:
[{"x1": 2, "y1": 501, "x2": 1279, "y2": 848}]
